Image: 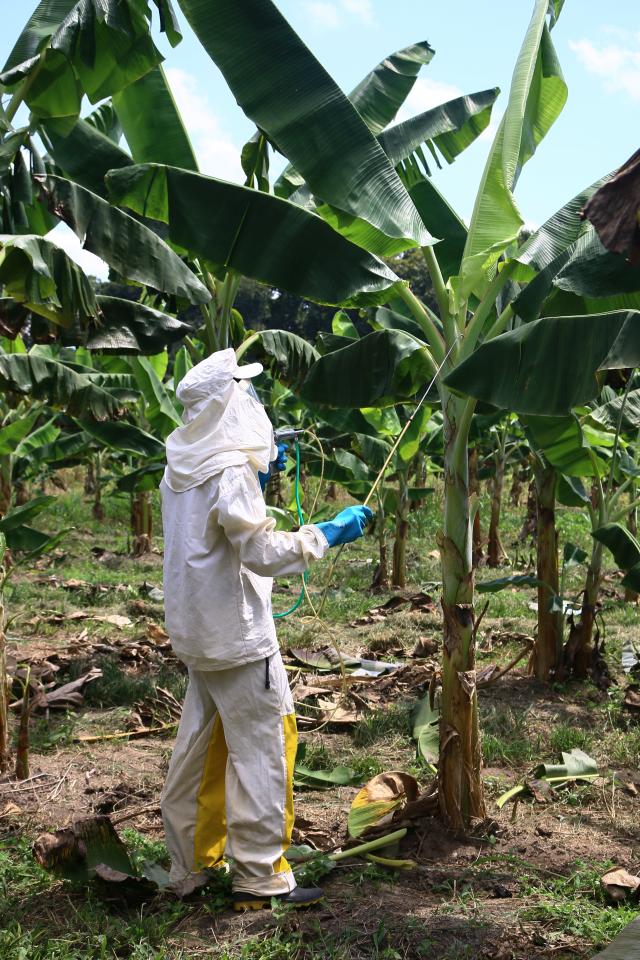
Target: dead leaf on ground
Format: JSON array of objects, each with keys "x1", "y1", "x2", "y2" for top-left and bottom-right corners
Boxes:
[
  {"x1": 410, "y1": 636, "x2": 439, "y2": 658},
  {"x1": 350, "y1": 592, "x2": 435, "y2": 627},
  {"x1": 623, "y1": 685, "x2": 640, "y2": 714},
  {"x1": 11, "y1": 667, "x2": 102, "y2": 712},
  {"x1": 601, "y1": 867, "x2": 640, "y2": 902}
]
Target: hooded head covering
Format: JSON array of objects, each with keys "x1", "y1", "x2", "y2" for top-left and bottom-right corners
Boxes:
[{"x1": 163, "y1": 348, "x2": 276, "y2": 493}]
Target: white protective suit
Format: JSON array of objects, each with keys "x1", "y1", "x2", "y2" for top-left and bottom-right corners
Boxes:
[{"x1": 160, "y1": 349, "x2": 329, "y2": 897}]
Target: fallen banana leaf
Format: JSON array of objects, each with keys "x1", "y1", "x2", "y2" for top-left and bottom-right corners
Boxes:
[
  {"x1": 411, "y1": 692, "x2": 439, "y2": 771},
  {"x1": 294, "y1": 743, "x2": 360, "y2": 789},
  {"x1": 350, "y1": 592, "x2": 435, "y2": 626},
  {"x1": 33, "y1": 816, "x2": 134, "y2": 884},
  {"x1": 476, "y1": 574, "x2": 542, "y2": 593},
  {"x1": 622, "y1": 639, "x2": 640, "y2": 674},
  {"x1": 348, "y1": 772, "x2": 419, "y2": 838},
  {"x1": 496, "y1": 749, "x2": 599, "y2": 809},
  {"x1": 623, "y1": 685, "x2": 640, "y2": 714}
]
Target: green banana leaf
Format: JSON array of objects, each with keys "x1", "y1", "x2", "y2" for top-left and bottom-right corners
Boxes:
[
  {"x1": 0, "y1": 234, "x2": 98, "y2": 326},
  {"x1": 0, "y1": 352, "x2": 129, "y2": 419},
  {"x1": 411, "y1": 693, "x2": 439, "y2": 767},
  {"x1": 592, "y1": 522, "x2": 640, "y2": 593},
  {"x1": 301, "y1": 330, "x2": 433, "y2": 408},
  {"x1": 496, "y1": 748, "x2": 598, "y2": 808},
  {"x1": 78, "y1": 418, "x2": 165, "y2": 458},
  {"x1": 116, "y1": 463, "x2": 165, "y2": 493},
  {"x1": 381, "y1": 88, "x2": 499, "y2": 170},
  {"x1": 521, "y1": 414, "x2": 605, "y2": 477},
  {"x1": 276, "y1": 40, "x2": 433, "y2": 197},
  {"x1": 461, "y1": 0, "x2": 567, "y2": 287},
  {"x1": 1, "y1": 0, "x2": 173, "y2": 119},
  {"x1": 37, "y1": 175, "x2": 209, "y2": 304},
  {"x1": 245, "y1": 330, "x2": 319, "y2": 387},
  {"x1": 294, "y1": 745, "x2": 360, "y2": 790},
  {"x1": 349, "y1": 41, "x2": 435, "y2": 136},
  {"x1": 0, "y1": 495, "x2": 55, "y2": 534},
  {"x1": 373, "y1": 306, "x2": 427, "y2": 341},
  {"x1": 0, "y1": 412, "x2": 40, "y2": 456},
  {"x1": 177, "y1": 0, "x2": 429, "y2": 252},
  {"x1": 84, "y1": 101, "x2": 122, "y2": 143},
  {"x1": 406, "y1": 178, "x2": 468, "y2": 280},
  {"x1": 476, "y1": 573, "x2": 542, "y2": 593},
  {"x1": 106, "y1": 164, "x2": 399, "y2": 307},
  {"x1": 41, "y1": 118, "x2": 133, "y2": 197},
  {"x1": 13, "y1": 417, "x2": 61, "y2": 460},
  {"x1": 113, "y1": 65, "x2": 199, "y2": 171},
  {"x1": 86, "y1": 297, "x2": 191, "y2": 355},
  {"x1": 444, "y1": 310, "x2": 640, "y2": 416},
  {"x1": 591, "y1": 388, "x2": 640, "y2": 433},
  {"x1": 127, "y1": 355, "x2": 181, "y2": 439}
]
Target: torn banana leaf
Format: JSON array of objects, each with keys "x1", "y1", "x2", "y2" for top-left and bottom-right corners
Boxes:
[
  {"x1": 496, "y1": 749, "x2": 599, "y2": 808},
  {"x1": 348, "y1": 772, "x2": 419, "y2": 838},
  {"x1": 294, "y1": 743, "x2": 360, "y2": 789},
  {"x1": 411, "y1": 692, "x2": 439, "y2": 770}
]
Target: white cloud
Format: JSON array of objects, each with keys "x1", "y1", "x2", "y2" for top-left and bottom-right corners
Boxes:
[
  {"x1": 342, "y1": 0, "x2": 374, "y2": 25},
  {"x1": 570, "y1": 35, "x2": 640, "y2": 101},
  {"x1": 304, "y1": 0, "x2": 374, "y2": 29},
  {"x1": 397, "y1": 78, "x2": 462, "y2": 123},
  {"x1": 165, "y1": 68, "x2": 244, "y2": 183},
  {"x1": 46, "y1": 223, "x2": 108, "y2": 280},
  {"x1": 305, "y1": 1, "x2": 340, "y2": 29}
]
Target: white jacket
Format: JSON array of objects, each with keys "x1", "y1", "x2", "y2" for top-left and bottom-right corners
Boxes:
[
  {"x1": 160, "y1": 350, "x2": 329, "y2": 670},
  {"x1": 160, "y1": 466, "x2": 328, "y2": 669}
]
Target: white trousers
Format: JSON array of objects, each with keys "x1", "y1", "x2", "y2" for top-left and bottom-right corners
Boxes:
[{"x1": 161, "y1": 653, "x2": 298, "y2": 896}]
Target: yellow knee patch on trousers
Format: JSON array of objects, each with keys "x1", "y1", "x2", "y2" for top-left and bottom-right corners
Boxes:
[
  {"x1": 272, "y1": 712, "x2": 297, "y2": 876},
  {"x1": 194, "y1": 714, "x2": 228, "y2": 869}
]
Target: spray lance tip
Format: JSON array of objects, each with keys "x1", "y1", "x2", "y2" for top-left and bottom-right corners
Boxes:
[{"x1": 274, "y1": 427, "x2": 305, "y2": 444}]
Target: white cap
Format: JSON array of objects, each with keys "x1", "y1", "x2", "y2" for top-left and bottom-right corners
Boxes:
[{"x1": 177, "y1": 347, "x2": 263, "y2": 419}]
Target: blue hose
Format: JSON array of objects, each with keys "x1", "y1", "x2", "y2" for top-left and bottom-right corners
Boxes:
[{"x1": 273, "y1": 439, "x2": 307, "y2": 619}]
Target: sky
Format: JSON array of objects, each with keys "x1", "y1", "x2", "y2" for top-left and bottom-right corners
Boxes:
[{"x1": 1, "y1": 1, "x2": 639, "y2": 278}]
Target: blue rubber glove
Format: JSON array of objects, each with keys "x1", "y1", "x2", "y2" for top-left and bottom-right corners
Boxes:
[
  {"x1": 316, "y1": 505, "x2": 373, "y2": 547},
  {"x1": 258, "y1": 444, "x2": 289, "y2": 492}
]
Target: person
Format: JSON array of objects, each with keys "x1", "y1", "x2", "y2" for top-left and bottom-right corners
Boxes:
[{"x1": 160, "y1": 348, "x2": 372, "y2": 909}]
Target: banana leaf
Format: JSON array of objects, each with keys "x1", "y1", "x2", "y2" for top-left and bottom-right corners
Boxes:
[
  {"x1": 37, "y1": 175, "x2": 209, "y2": 304},
  {"x1": 277, "y1": 40, "x2": 433, "y2": 196},
  {"x1": 406, "y1": 178, "x2": 468, "y2": 280},
  {"x1": 0, "y1": 412, "x2": 40, "y2": 456},
  {"x1": 381, "y1": 88, "x2": 499, "y2": 170},
  {"x1": 476, "y1": 573, "x2": 542, "y2": 593},
  {"x1": 0, "y1": 234, "x2": 98, "y2": 327},
  {"x1": 302, "y1": 330, "x2": 433, "y2": 408},
  {"x1": 522, "y1": 414, "x2": 605, "y2": 477},
  {"x1": 106, "y1": 164, "x2": 399, "y2": 307},
  {"x1": 592, "y1": 523, "x2": 640, "y2": 593},
  {"x1": 349, "y1": 41, "x2": 435, "y2": 136},
  {"x1": 245, "y1": 330, "x2": 319, "y2": 387},
  {"x1": 41, "y1": 117, "x2": 133, "y2": 197},
  {"x1": 1, "y1": 0, "x2": 174, "y2": 118},
  {"x1": 177, "y1": 0, "x2": 429, "y2": 253},
  {"x1": 86, "y1": 297, "x2": 191, "y2": 355},
  {"x1": 127, "y1": 355, "x2": 181, "y2": 438},
  {"x1": 591, "y1": 388, "x2": 640, "y2": 433},
  {"x1": 113, "y1": 65, "x2": 199, "y2": 171},
  {"x1": 78, "y1": 419, "x2": 165, "y2": 458},
  {"x1": 461, "y1": 0, "x2": 567, "y2": 287},
  {"x1": 411, "y1": 693, "x2": 439, "y2": 768},
  {"x1": 348, "y1": 772, "x2": 419, "y2": 839},
  {"x1": 496, "y1": 748, "x2": 598, "y2": 808},
  {"x1": 444, "y1": 310, "x2": 640, "y2": 416},
  {"x1": 294, "y1": 745, "x2": 360, "y2": 790},
  {"x1": 0, "y1": 353, "x2": 128, "y2": 419}
]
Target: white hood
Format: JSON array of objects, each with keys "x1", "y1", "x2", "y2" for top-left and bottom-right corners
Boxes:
[{"x1": 163, "y1": 349, "x2": 275, "y2": 493}]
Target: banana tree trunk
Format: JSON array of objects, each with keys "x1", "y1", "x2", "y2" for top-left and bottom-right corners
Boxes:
[
  {"x1": 625, "y1": 493, "x2": 638, "y2": 603},
  {"x1": 438, "y1": 390, "x2": 485, "y2": 830},
  {"x1": 392, "y1": 466, "x2": 410, "y2": 588},
  {"x1": 266, "y1": 470, "x2": 284, "y2": 509},
  {"x1": 0, "y1": 544, "x2": 9, "y2": 773},
  {"x1": 92, "y1": 454, "x2": 104, "y2": 522},
  {"x1": 84, "y1": 459, "x2": 96, "y2": 496},
  {"x1": 371, "y1": 491, "x2": 388, "y2": 590},
  {"x1": 566, "y1": 543, "x2": 603, "y2": 679},
  {"x1": 510, "y1": 468, "x2": 523, "y2": 507},
  {"x1": 131, "y1": 491, "x2": 153, "y2": 557},
  {"x1": 469, "y1": 447, "x2": 483, "y2": 569},
  {"x1": 532, "y1": 464, "x2": 562, "y2": 682},
  {"x1": 0, "y1": 455, "x2": 12, "y2": 518},
  {"x1": 488, "y1": 428, "x2": 508, "y2": 568}
]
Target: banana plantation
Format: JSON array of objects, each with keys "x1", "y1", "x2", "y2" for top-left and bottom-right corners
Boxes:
[{"x1": 1, "y1": 1, "x2": 640, "y2": 958}]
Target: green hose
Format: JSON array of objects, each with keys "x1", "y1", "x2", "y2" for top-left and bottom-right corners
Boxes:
[{"x1": 273, "y1": 439, "x2": 307, "y2": 620}]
